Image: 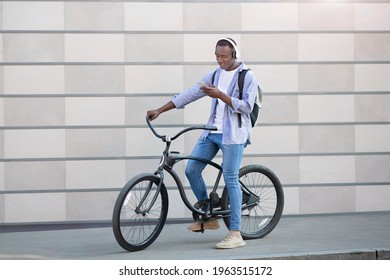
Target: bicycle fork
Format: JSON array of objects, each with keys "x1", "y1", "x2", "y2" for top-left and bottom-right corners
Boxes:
[{"x1": 135, "y1": 170, "x2": 164, "y2": 216}]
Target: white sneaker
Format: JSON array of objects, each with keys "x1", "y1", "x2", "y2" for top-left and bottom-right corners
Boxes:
[{"x1": 215, "y1": 231, "x2": 246, "y2": 249}]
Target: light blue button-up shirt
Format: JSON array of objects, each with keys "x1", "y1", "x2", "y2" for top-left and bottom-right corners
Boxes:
[{"x1": 172, "y1": 62, "x2": 259, "y2": 145}]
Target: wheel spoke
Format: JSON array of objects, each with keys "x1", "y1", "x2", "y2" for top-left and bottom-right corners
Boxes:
[
  {"x1": 112, "y1": 175, "x2": 168, "y2": 251},
  {"x1": 221, "y1": 165, "x2": 283, "y2": 240}
]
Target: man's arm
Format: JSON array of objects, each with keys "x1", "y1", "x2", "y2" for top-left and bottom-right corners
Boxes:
[{"x1": 146, "y1": 101, "x2": 176, "y2": 121}]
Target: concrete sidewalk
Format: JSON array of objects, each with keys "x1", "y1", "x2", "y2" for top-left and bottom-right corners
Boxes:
[{"x1": 0, "y1": 212, "x2": 389, "y2": 260}]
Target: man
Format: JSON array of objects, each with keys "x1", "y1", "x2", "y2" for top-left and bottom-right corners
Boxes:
[{"x1": 147, "y1": 38, "x2": 259, "y2": 249}]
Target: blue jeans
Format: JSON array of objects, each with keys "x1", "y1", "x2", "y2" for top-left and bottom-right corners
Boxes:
[{"x1": 185, "y1": 133, "x2": 245, "y2": 231}]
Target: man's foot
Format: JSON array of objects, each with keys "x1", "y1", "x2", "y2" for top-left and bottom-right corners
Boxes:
[
  {"x1": 194, "y1": 199, "x2": 208, "y2": 210},
  {"x1": 215, "y1": 231, "x2": 246, "y2": 249},
  {"x1": 187, "y1": 218, "x2": 220, "y2": 232}
]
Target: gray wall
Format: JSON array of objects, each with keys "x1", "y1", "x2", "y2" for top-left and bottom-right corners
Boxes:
[{"x1": 1, "y1": 0, "x2": 390, "y2": 224}]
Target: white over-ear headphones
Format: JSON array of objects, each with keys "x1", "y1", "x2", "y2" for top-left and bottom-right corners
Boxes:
[{"x1": 217, "y1": 37, "x2": 240, "y2": 59}]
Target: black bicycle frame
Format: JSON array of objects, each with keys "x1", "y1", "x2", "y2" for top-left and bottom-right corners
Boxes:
[
  {"x1": 143, "y1": 117, "x2": 259, "y2": 218},
  {"x1": 162, "y1": 152, "x2": 231, "y2": 216}
]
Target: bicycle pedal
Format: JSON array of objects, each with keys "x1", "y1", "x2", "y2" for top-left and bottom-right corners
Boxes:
[{"x1": 190, "y1": 224, "x2": 205, "y2": 233}]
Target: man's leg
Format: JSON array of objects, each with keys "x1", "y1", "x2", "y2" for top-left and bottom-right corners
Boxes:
[
  {"x1": 215, "y1": 142, "x2": 246, "y2": 249},
  {"x1": 185, "y1": 135, "x2": 219, "y2": 202},
  {"x1": 220, "y1": 143, "x2": 245, "y2": 230},
  {"x1": 185, "y1": 135, "x2": 220, "y2": 232}
]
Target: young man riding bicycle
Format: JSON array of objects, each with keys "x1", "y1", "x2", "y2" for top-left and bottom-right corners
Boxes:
[{"x1": 147, "y1": 38, "x2": 260, "y2": 249}]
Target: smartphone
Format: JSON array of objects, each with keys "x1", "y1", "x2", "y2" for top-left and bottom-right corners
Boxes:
[{"x1": 197, "y1": 81, "x2": 208, "y2": 88}]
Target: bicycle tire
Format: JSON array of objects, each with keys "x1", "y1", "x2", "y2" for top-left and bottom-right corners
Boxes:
[
  {"x1": 112, "y1": 173, "x2": 169, "y2": 251},
  {"x1": 221, "y1": 164, "x2": 284, "y2": 240}
]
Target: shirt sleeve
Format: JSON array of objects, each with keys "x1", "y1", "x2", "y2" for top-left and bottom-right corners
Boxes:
[{"x1": 171, "y1": 70, "x2": 217, "y2": 109}]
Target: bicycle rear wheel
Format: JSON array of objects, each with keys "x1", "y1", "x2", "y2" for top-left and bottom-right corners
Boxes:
[
  {"x1": 221, "y1": 164, "x2": 284, "y2": 240},
  {"x1": 112, "y1": 173, "x2": 169, "y2": 251}
]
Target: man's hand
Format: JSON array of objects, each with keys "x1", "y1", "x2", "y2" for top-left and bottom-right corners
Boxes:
[
  {"x1": 146, "y1": 101, "x2": 176, "y2": 121},
  {"x1": 201, "y1": 86, "x2": 222, "y2": 99},
  {"x1": 146, "y1": 110, "x2": 160, "y2": 121},
  {"x1": 201, "y1": 86, "x2": 233, "y2": 108}
]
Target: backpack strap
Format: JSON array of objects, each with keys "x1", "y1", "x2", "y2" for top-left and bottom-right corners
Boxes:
[
  {"x1": 238, "y1": 69, "x2": 249, "y2": 99},
  {"x1": 237, "y1": 69, "x2": 249, "y2": 128}
]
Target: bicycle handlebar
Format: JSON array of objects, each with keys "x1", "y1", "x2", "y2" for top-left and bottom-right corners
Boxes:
[{"x1": 146, "y1": 116, "x2": 217, "y2": 142}]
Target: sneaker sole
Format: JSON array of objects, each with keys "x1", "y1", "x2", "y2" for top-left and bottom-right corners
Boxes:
[
  {"x1": 189, "y1": 225, "x2": 220, "y2": 232},
  {"x1": 215, "y1": 242, "x2": 246, "y2": 249}
]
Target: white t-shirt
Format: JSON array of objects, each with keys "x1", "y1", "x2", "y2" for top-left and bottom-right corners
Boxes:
[{"x1": 212, "y1": 68, "x2": 239, "y2": 132}]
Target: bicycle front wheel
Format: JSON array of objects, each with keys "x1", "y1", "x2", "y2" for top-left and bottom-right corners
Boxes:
[
  {"x1": 112, "y1": 173, "x2": 169, "y2": 251},
  {"x1": 221, "y1": 165, "x2": 284, "y2": 240}
]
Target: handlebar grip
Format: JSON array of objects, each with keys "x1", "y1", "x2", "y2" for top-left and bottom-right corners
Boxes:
[{"x1": 146, "y1": 116, "x2": 163, "y2": 139}]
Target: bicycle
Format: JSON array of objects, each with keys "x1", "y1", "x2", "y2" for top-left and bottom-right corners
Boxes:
[{"x1": 112, "y1": 117, "x2": 284, "y2": 252}]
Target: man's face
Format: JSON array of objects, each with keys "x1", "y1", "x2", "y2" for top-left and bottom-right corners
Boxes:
[{"x1": 215, "y1": 45, "x2": 235, "y2": 70}]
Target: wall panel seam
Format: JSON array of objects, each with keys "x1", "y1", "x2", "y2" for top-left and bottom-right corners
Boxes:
[
  {"x1": 2, "y1": 61, "x2": 390, "y2": 65},
  {"x1": 2, "y1": 92, "x2": 390, "y2": 98},
  {"x1": 2, "y1": 122, "x2": 390, "y2": 130},
  {"x1": 2, "y1": 151, "x2": 390, "y2": 163},
  {"x1": 2, "y1": 30, "x2": 390, "y2": 34},
  {"x1": 2, "y1": 182, "x2": 390, "y2": 196}
]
